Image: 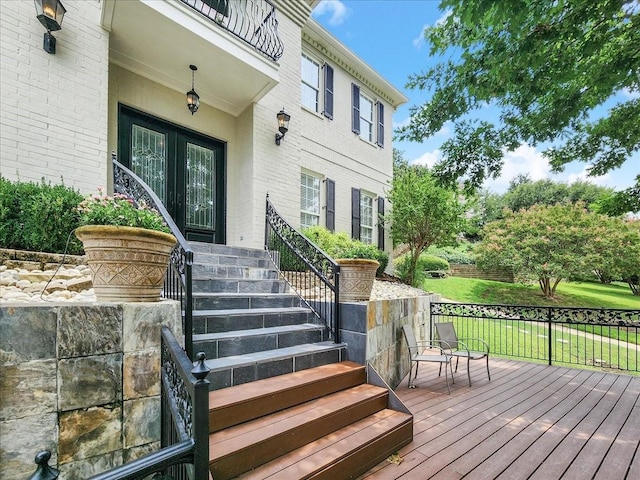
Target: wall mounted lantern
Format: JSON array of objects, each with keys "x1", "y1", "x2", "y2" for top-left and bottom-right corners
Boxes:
[
  {"x1": 34, "y1": 0, "x2": 67, "y2": 54},
  {"x1": 186, "y1": 65, "x2": 200, "y2": 115},
  {"x1": 275, "y1": 108, "x2": 290, "y2": 145}
]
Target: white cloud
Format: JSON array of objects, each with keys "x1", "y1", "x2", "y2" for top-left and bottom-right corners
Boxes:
[
  {"x1": 620, "y1": 87, "x2": 640, "y2": 99},
  {"x1": 484, "y1": 144, "x2": 552, "y2": 193},
  {"x1": 566, "y1": 165, "x2": 611, "y2": 187},
  {"x1": 434, "y1": 9, "x2": 453, "y2": 26},
  {"x1": 412, "y1": 25, "x2": 428, "y2": 49},
  {"x1": 312, "y1": 0, "x2": 349, "y2": 26},
  {"x1": 410, "y1": 149, "x2": 441, "y2": 168}
]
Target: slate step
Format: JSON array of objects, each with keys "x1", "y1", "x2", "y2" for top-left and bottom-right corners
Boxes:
[
  {"x1": 208, "y1": 384, "x2": 390, "y2": 479},
  {"x1": 192, "y1": 278, "x2": 289, "y2": 294},
  {"x1": 193, "y1": 252, "x2": 274, "y2": 269},
  {"x1": 192, "y1": 307, "x2": 314, "y2": 335},
  {"x1": 209, "y1": 361, "x2": 366, "y2": 433},
  {"x1": 203, "y1": 342, "x2": 347, "y2": 391},
  {"x1": 192, "y1": 292, "x2": 301, "y2": 311},
  {"x1": 193, "y1": 324, "x2": 328, "y2": 360},
  {"x1": 192, "y1": 264, "x2": 279, "y2": 280}
]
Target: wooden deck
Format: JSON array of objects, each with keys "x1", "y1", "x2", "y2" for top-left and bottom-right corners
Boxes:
[{"x1": 360, "y1": 358, "x2": 640, "y2": 479}]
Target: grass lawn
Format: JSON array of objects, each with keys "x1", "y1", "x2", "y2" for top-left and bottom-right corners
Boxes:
[{"x1": 421, "y1": 276, "x2": 640, "y2": 309}]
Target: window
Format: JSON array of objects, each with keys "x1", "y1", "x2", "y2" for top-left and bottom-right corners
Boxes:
[
  {"x1": 301, "y1": 55, "x2": 320, "y2": 112},
  {"x1": 301, "y1": 54, "x2": 334, "y2": 118},
  {"x1": 352, "y1": 84, "x2": 384, "y2": 146},
  {"x1": 300, "y1": 172, "x2": 321, "y2": 228},
  {"x1": 360, "y1": 192, "x2": 374, "y2": 244},
  {"x1": 359, "y1": 94, "x2": 374, "y2": 142}
]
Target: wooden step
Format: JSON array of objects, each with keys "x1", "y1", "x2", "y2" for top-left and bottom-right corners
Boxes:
[
  {"x1": 209, "y1": 361, "x2": 365, "y2": 432},
  {"x1": 236, "y1": 409, "x2": 413, "y2": 479},
  {"x1": 208, "y1": 384, "x2": 389, "y2": 479}
]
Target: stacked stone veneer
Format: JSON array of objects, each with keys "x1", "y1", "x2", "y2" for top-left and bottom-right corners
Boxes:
[
  {"x1": 449, "y1": 263, "x2": 515, "y2": 283},
  {"x1": 0, "y1": 301, "x2": 182, "y2": 480},
  {"x1": 339, "y1": 293, "x2": 441, "y2": 389}
]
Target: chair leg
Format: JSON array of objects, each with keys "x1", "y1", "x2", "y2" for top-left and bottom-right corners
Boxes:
[
  {"x1": 438, "y1": 362, "x2": 442, "y2": 377},
  {"x1": 443, "y1": 361, "x2": 451, "y2": 394},
  {"x1": 467, "y1": 356, "x2": 472, "y2": 386},
  {"x1": 408, "y1": 361, "x2": 418, "y2": 388},
  {"x1": 486, "y1": 356, "x2": 491, "y2": 381}
]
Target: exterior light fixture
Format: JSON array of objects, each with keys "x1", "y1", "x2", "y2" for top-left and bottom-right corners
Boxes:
[
  {"x1": 34, "y1": 0, "x2": 67, "y2": 54},
  {"x1": 186, "y1": 65, "x2": 200, "y2": 115},
  {"x1": 275, "y1": 108, "x2": 290, "y2": 145}
]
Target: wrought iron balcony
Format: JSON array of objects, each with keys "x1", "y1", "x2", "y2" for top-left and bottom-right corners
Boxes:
[{"x1": 180, "y1": 0, "x2": 284, "y2": 61}]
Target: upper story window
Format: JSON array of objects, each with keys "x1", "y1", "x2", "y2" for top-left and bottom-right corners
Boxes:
[
  {"x1": 301, "y1": 54, "x2": 320, "y2": 112},
  {"x1": 300, "y1": 172, "x2": 321, "y2": 228},
  {"x1": 360, "y1": 191, "x2": 375, "y2": 244},
  {"x1": 359, "y1": 94, "x2": 374, "y2": 143},
  {"x1": 351, "y1": 84, "x2": 385, "y2": 147},
  {"x1": 301, "y1": 54, "x2": 334, "y2": 118}
]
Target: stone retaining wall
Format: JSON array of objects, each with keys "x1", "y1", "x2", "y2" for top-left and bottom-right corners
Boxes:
[
  {"x1": 449, "y1": 263, "x2": 515, "y2": 283},
  {"x1": 339, "y1": 293, "x2": 441, "y2": 389},
  {"x1": 0, "y1": 301, "x2": 182, "y2": 480}
]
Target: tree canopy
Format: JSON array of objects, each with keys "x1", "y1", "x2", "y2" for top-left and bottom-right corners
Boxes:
[{"x1": 397, "y1": 0, "x2": 640, "y2": 208}]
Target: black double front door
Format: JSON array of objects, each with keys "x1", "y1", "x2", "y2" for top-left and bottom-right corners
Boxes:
[{"x1": 118, "y1": 105, "x2": 225, "y2": 244}]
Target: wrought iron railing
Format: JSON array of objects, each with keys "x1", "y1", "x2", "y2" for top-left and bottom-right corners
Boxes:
[
  {"x1": 265, "y1": 196, "x2": 341, "y2": 342},
  {"x1": 180, "y1": 0, "x2": 284, "y2": 61},
  {"x1": 30, "y1": 329, "x2": 209, "y2": 480},
  {"x1": 431, "y1": 303, "x2": 640, "y2": 372},
  {"x1": 112, "y1": 155, "x2": 195, "y2": 360}
]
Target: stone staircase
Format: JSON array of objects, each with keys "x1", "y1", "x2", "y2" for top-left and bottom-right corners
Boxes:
[
  {"x1": 187, "y1": 243, "x2": 413, "y2": 478},
  {"x1": 189, "y1": 243, "x2": 347, "y2": 390}
]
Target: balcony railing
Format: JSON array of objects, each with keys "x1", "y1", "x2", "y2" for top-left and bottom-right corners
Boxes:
[
  {"x1": 431, "y1": 303, "x2": 640, "y2": 372},
  {"x1": 180, "y1": 0, "x2": 284, "y2": 61}
]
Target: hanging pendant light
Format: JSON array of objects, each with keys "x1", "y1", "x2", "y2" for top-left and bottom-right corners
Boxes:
[{"x1": 186, "y1": 65, "x2": 200, "y2": 115}]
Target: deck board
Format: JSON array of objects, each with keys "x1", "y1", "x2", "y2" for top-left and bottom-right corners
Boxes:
[{"x1": 358, "y1": 358, "x2": 640, "y2": 480}]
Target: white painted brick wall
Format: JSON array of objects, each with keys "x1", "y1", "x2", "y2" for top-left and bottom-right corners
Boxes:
[{"x1": 0, "y1": 0, "x2": 108, "y2": 193}]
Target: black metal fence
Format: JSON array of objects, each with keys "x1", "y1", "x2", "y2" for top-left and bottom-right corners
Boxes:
[
  {"x1": 113, "y1": 155, "x2": 195, "y2": 360},
  {"x1": 265, "y1": 196, "x2": 341, "y2": 342},
  {"x1": 180, "y1": 0, "x2": 284, "y2": 61},
  {"x1": 431, "y1": 303, "x2": 640, "y2": 372}
]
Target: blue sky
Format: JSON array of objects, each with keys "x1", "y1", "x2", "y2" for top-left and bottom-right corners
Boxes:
[{"x1": 312, "y1": 0, "x2": 639, "y2": 194}]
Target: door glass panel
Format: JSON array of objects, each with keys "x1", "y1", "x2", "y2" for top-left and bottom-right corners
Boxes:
[
  {"x1": 131, "y1": 124, "x2": 166, "y2": 202},
  {"x1": 186, "y1": 142, "x2": 214, "y2": 229}
]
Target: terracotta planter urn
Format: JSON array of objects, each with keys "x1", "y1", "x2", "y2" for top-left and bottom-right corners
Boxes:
[
  {"x1": 335, "y1": 258, "x2": 380, "y2": 302},
  {"x1": 75, "y1": 225, "x2": 177, "y2": 302}
]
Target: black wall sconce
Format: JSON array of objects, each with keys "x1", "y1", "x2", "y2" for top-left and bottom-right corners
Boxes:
[
  {"x1": 186, "y1": 65, "x2": 200, "y2": 115},
  {"x1": 34, "y1": 0, "x2": 66, "y2": 54},
  {"x1": 275, "y1": 108, "x2": 290, "y2": 145}
]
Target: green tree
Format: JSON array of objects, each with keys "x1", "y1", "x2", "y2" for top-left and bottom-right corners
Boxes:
[
  {"x1": 502, "y1": 177, "x2": 614, "y2": 213},
  {"x1": 397, "y1": 0, "x2": 640, "y2": 208},
  {"x1": 475, "y1": 203, "x2": 605, "y2": 297},
  {"x1": 601, "y1": 218, "x2": 640, "y2": 295},
  {"x1": 386, "y1": 165, "x2": 465, "y2": 285}
]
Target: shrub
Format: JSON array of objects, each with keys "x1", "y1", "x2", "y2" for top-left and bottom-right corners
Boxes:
[
  {"x1": 302, "y1": 226, "x2": 388, "y2": 276},
  {"x1": 0, "y1": 176, "x2": 84, "y2": 254},
  {"x1": 394, "y1": 253, "x2": 450, "y2": 286},
  {"x1": 426, "y1": 244, "x2": 476, "y2": 265}
]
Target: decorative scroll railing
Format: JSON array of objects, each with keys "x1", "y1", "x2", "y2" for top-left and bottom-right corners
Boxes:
[
  {"x1": 30, "y1": 329, "x2": 210, "y2": 480},
  {"x1": 112, "y1": 155, "x2": 195, "y2": 360},
  {"x1": 180, "y1": 0, "x2": 284, "y2": 61},
  {"x1": 265, "y1": 196, "x2": 341, "y2": 342},
  {"x1": 430, "y1": 303, "x2": 640, "y2": 372}
]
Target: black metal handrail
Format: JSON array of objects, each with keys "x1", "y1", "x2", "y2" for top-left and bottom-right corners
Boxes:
[
  {"x1": 112, "y1": 155, "x2": 195, "y2": 360},
  {"x1": 431, "y1": 302, "x2": 640, "y2": 371},
  {"x1": 265, "y1": 195, "x2": 341, "y2": 342},
  {"x1": 180, "y1": 0, "x2": 284, "y2": 61}
]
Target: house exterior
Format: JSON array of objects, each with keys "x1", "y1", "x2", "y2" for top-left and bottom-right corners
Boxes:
[{"x1": 0, "y1": 0, "x2": 407, "y2": 253}]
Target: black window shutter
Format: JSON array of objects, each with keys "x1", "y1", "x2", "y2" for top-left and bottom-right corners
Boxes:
[
  {"x1": 377, "y1": 197, "x2": 385, "y2": 250},
  {"x1": 351, "y1": 187, "x2": 361, "y2": 240},
  {"x1": 376, "y1": 101, "x2": 385, "y2": 147},
  {"x1": 323, "y1": 64, "x2": 334, "y2": 120},
  {"x1": 326, "y1": 178, "x2": 335, "y2": 232},
  {"x1": 351, "y1": 84, "x2": 360, "y2": 134}
]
